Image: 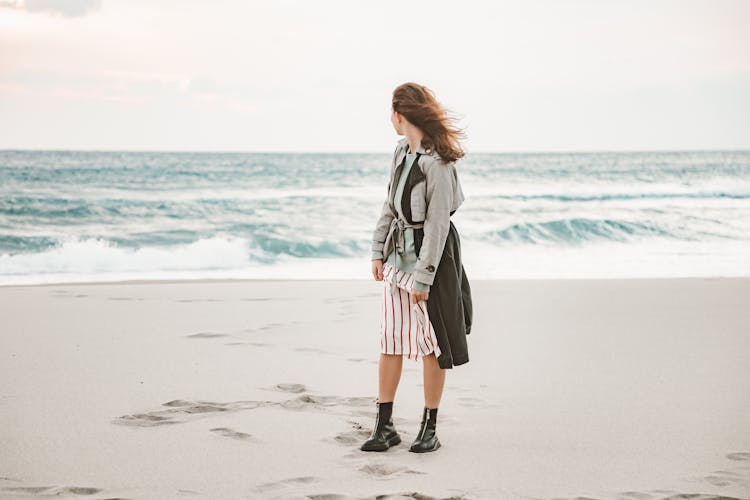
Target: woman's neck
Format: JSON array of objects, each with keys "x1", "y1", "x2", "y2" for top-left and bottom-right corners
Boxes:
[{"x1": 405, "y1": 130, "x2": 424, "y2": 154}]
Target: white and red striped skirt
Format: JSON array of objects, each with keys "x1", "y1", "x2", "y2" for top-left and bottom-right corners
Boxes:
[{"x1": 379, "y1": 262, "x2": 442, "y2": 361}]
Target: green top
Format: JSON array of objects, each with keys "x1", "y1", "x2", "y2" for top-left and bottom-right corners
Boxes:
[{"x1": 373, "y1": 151, "x2": 430, "y2": 293}]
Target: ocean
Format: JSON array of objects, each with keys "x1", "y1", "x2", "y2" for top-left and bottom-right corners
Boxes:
[{"x1": 1, "y1": 149, "x2": 748, "y2": 285}]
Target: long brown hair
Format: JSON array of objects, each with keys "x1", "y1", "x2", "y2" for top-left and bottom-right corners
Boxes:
[{"x1": 392, "y1": 82, "x2": 466, "y2": 164}]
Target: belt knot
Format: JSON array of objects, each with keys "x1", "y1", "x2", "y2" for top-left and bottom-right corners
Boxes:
[{"x1": 387, "y1": 217, "x2": 424, "y2": 258}]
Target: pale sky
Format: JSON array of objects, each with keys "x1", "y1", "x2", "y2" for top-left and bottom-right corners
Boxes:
[{"x1": 1, "y1": 0, "x2": 748, "y2": 152}]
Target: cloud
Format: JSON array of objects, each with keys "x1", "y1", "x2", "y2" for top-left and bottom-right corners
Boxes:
[{"x1": 0, "y1": 0, "x2": 102, "y2": 17}]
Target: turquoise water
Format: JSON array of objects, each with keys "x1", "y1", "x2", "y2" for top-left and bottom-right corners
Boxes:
[{"x1": 1, "y1": 149, "x2": 749, "y2": 284}]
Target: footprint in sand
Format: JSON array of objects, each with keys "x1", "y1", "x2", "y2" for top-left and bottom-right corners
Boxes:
[
  {"x1": 703, "y1": 472, "x2": 750, "y2": 488},
  {"x1": 617, "y1": 492, "x2": 654, "y2": 499},
  {"x1": 242, "y1": 320, "x2": 301, "y2": 334},
  {"x1": 185, "y1": 331, "x2": 229, "y2": 339},
  {"x1": 113, "y1": 390, "x2": 375, "y2": 427},
  {"x1": 309, "y1": 493, "x2": 446, "y2": 500},
  {"x1": 2, "y1": 485, "x2": 102, "y2": 496},
  {"x1": 691, "y1": 451, "x2": 750, "y2": 489},
  {"x1": 658, "y1": 495, "x2": 748, "y2": 500},
  {"x1": 209, "y1": 427, "x2": 256, "y2": 441},
  {"x1": 2, "y1": 486, "x2": 55, "y2": 495},
  {"x1": 332, "y1": 420, "x2": 371, "y2": 445},
  {"x1": 255, "y1": 475, "x2": 318, "y2": 493},
  {"x1": 258, "y1": 321, "x2": 290, "y2": 330},
  {"x1": 549, "y1": 496, "x2": 601, "y2": 500},
  {"x1": 52, "y1": 291, "x2": 88, "y2": 298},
  {"x1": 112, "y1": 399, "x2": 262, "y2": 427},
  {"x1": 358, "y1": 461, "x2": 427, "y2": 477},
  {"x1": 224, "y1": 341, "x2": 268, "y2": 347},
  {"x1": 275, "y1": 383, "x2": 307, "y2": 393},
  {"x1": 280, "y1": 394, "x2": 373, "y2": 411}
]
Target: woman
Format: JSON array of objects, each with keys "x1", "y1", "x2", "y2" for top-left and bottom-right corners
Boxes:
[{"x1": 361, "y1": 82, "x2": 473, "y2": 453}]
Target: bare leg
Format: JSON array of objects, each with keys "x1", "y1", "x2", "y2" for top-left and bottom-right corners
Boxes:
[
  {"x1": 378, "y1": 353, "x2": 403, "y2": 402},
  {"x1": 422, "y1": 353, "x2": 446, "y2": 407}
]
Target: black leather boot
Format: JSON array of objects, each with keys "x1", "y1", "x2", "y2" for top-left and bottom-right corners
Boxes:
[
  {"x1": 409, "y1": 406, "x2": 441, "y2": 453},
  {"x1": 360, "y1": 400, "x2": 401, "y2": 452}
]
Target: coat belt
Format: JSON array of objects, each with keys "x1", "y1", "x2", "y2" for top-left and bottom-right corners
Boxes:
[
  {"x1": 386, "y1": 217, "x2": 424, "y2": 260},
  {"x1": 383, "y1": 217, "x2": 425, "y2": 295}
]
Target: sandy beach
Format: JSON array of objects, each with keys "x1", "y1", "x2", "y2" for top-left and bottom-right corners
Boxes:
[{"x1": 1, "y1": 277, "x2": 749, "y2": 499}]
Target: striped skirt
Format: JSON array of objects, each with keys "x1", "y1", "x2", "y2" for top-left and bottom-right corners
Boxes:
[{"x1": 379, "y1": 262, "x2": 442, "y2": 361}]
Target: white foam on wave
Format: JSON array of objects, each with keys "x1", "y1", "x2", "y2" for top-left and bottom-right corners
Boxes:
[
  {"x1": 0, "y1": 236, "x2": 251, "y2": 277},
  {"x1": 1, "y1": 235, "x2": 749, "y2": 286}
]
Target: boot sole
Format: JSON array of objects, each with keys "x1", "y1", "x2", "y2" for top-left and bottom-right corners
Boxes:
[{"x1": 360, "y1": 434, "x2": 401, "y2": 452}]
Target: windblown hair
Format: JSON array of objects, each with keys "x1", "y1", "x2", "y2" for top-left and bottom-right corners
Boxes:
[{"x1": 392, "y1": 82, "x2": 466, "y2": 164}]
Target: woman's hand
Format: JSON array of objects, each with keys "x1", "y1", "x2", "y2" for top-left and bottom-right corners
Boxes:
[
  {"x1": 411, "y1": 290, "x2": 429, "y2": 303},
  {"x1": 371, "y1": 259, "x2": 384, "y2": 281}
]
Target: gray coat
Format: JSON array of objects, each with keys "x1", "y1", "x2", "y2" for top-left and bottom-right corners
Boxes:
[
  {"x1": 371, "y1": 137, "x2": 466, "y2": 287},
  {"x1": 371, "y1": 138, "x2": 473, "y2": 369}
]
